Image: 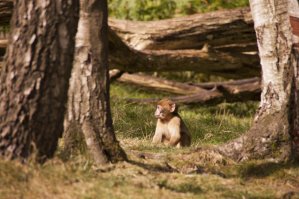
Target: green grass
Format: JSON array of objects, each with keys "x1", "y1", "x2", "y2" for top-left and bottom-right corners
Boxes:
[
  {"x1": 111, "y1": 82, "x2": 257, "y2": 146},
  {"x1": 1, "y1": 81, "x2": 299, "y2": 199}
]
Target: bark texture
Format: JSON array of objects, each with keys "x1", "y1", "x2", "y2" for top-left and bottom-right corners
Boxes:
[
  {"x1": 0, "y1": 0, "x2": 79, "y2": 162},
  {"x1": 0, "y1": 3, "x2": 260, "y2": 78},
  {"x1": 1, "y1": 33, "x2": 260, "y2": 78},
  {"x1": 219, "y1": 0, "x2": 298, "y2": 161},
  {"x1": 63, "y1": 0, "x2": 127, "y2": 164},
  {"x1": 289, "y1": 0, "x2": 299, "y2": 157},
  {"x1": 0, "y1": 3, "x2": 256, "y2": 51},
  {"x1": 109, "y1": 7, "x2": 255, "y2": 51},
  {"x1": 108, "y1": 32, "x2": 259, "y2": 77}
]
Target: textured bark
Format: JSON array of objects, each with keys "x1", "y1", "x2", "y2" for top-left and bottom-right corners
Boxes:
[
  {"x1": 63, "y1": 0, "x2": 127, "y2": 164},
  {"x1": 1, "y1": 33, "x2": 260, "y2": 78},
  {"x1": 108, "y1": 7, "x2": 259, "y2": 77},
  {"x1": 289, "y1": 0, "x2": 299, "y2": 157},
  {"x1": 0, "y1": 2, "x2": 260, "y2": 78},
  {"x1": 0, "y1": 4, "x2": 256, "y2": 52},
  {"x1": 0, "y1": 0, "x2": 79, "y2": 162},
  {"x1": 219, "y1": 0, "x2": 298, "y2": 162},
  {"x1": 109, "y1": 7, "x2": 255, "y2": 51},
  {"x1": 108, "y1": 30, "x2": 259, "y2": 78}
]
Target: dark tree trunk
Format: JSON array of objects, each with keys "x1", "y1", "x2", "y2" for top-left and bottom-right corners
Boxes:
[
  {"x1": 0, "y1": 0, "x2": 12, "y2": 26},
  {"x1": 0, "y1": 0, "x2": 79, "y2": 162},
  {"x1": 289, "y1": 1, "x2": 299, "y2": 157},
  {"x1": 63, "y1": 0, "x2": 127, "y2": 164}
]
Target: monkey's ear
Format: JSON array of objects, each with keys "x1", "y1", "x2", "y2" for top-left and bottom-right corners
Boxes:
[{"x1": 170, "y1": 103, "x2": 176, "y2": 112}]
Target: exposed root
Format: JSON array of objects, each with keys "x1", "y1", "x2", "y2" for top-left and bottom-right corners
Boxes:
[{"x1": 218, "y1": 112, "x2": 292, "y2": 162}]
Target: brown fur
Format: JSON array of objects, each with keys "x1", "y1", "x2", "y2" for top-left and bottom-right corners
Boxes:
[{"x1": 152, "y1": 99, "x2": 191, "y2": 147}]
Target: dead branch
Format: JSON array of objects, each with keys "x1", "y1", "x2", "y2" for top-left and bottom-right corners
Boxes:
[
  {"x1": 118, "y1": 74, "x2": 261, "y2": 104},
  {"x1": 108, "y1": 30, "x2": 259, "y2": 78},
  {"x1": 118, "y1": 73, "x2": 209, "y2": 95}
]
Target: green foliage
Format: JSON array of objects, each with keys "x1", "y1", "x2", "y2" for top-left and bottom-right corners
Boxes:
[
  {"x1": 176, "y1": 0, "x2": 249, "y2": 15},
  {"x1": 108, "y1": 0, "x2": 250, "y2": 21},
  {"x1": 109, "y1": 0, "x2": 176, "y2": 21}
]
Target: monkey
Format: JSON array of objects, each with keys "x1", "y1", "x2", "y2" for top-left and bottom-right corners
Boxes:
[{"x1": 152, "y1": 98, "x2": 191, "y2": 147}]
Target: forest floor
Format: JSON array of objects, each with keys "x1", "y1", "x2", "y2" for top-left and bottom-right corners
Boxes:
[{"x1": 0, "y1": 82, "x2": 299, "y2": 199}]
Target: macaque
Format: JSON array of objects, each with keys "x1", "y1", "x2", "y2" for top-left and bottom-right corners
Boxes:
[{"x1": 152, "y1": 99, "x2": 191, "y2": 147}]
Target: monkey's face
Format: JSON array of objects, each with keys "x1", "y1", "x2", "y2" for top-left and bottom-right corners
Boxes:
[
  {"x1": 155, "y1": 99, "x2": 177, "y2": 120},
  {"x1": 155, "y1": 105, "x2": 169, "y2": 119}
]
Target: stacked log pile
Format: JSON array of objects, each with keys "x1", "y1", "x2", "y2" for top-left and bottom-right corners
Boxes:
[{"x1": 0, "y1": 1, "x2": 261, "y2": 104}]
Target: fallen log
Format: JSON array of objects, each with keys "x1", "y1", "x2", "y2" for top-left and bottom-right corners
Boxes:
[
  {"x1": 119, "y1": 73, "x2": 261, "y2": 104},
  {"x1": 0, "y1": 3, "x2": 257, "y2": 53},
  {"x1": 189, "y1": 77, "x2": 260, "y2": 89},
  {"x1": 109, "y1": 7, "x2": 255, "y2": 52},
  {"x1": 0, "y1": 33, "x2": 260, "y2": 77},
  {"x1": 109, "y1": 30, "x2": 259, "y2": 77},
  {"x1": 126, "y1": 91, "x2": 223, "y2": 105},
  {"x1": 117, "y1": 72, "x2": 206, "y2": 95},
  {"x1": 0, "y1": 2, "x2": 260, "y2": 77}
]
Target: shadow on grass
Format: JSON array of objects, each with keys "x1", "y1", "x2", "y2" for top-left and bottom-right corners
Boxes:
[
  {"x1": 157, "y1": 179, "x2": 203, "y2": 194},
  {"x1": 129, "y1": 160, "x2": 203, "y2": 194},
  {"x1": 128, "y1": 160, "x2": 177, "y2": 173},
  {"x1": 238, "y1": 161, "x2": 299, "y2": 179}
]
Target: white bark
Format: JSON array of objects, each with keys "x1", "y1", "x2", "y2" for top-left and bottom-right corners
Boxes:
[
  {"x1": 65, "y1": 9, "x2": 108, "y2": 165},
  {"x1": 250, "y1": 0, "x2": 294, "y2": 119},
  {"x1": 64, "y1": 0, "x2": 126, "y2": 164},
  {"x1": 219, "y1": 0, "x2": 297, "y2": 161}
]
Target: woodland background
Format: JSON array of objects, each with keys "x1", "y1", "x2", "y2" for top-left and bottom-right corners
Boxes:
[{"x1": 0, "y1": 0, "x2": 298, "y2": 198}]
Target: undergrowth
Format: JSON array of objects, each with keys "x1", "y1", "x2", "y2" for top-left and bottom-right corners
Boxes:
[
  {"x1": 109, "y1": 0, "x2": 249, "y2": 21},
  {"x1": 1, "y1": 81, "x2": 299, "y2": 199}
]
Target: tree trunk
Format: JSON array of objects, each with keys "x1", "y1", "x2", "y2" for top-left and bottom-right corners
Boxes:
[
  {"x1": 63, "y1": 0, "x2": 127, "y2": 164},
  {"x1": 0, "y1": 0, "x2": 79, "y2": 162},
  {"x1": 289, "y1": 0, "x2": 299, "y2": 157},
  {"x1": 219, "y1": 0, "x2": 299, "y2": 162}
]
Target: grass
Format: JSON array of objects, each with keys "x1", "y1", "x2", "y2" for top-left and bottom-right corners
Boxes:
[
  {"x1": 111, "y1": 82, "x2": 256, "y2": 145},
  {"x1": 1, "y1": 81, "x2": 299, "y2": 199}
]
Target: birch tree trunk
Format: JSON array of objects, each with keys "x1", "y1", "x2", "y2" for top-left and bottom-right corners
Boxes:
[
  {"x1": 0, "y1": 0, "x2": 79, "y2": 162},
  {"x1": 219, "y1": 0, "x2": 299, "y2": 161},
  {"x1": 63, "y1": 0, "x2": 127, "y2": 164}
]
